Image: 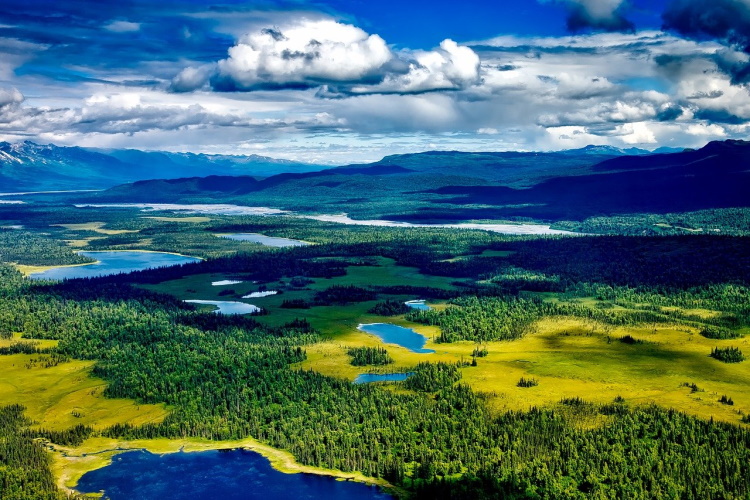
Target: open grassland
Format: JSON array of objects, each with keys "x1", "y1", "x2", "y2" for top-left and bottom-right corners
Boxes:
[
  {"x1": 299, "y1": 316, "x2": 750, "y2": 426},
  {"x1": 52, "y1": 222, "x2": 139, "y2": 235},
  {"x1": 0, "y1": 353, "x2": 167, "y2": 432},
  {"x1": 0, "y1": 332, "x2": 58, "y2": 350}
]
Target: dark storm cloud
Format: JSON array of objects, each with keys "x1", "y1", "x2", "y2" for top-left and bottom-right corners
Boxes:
[
  {"x1": 693, "y1": 108, "x2": 749, "y2": 124},
  {"x1": 542, "y1": 0, "x2": 635, "y2": 33},
  {"x1": 662, "y1": 0, "x2": 750, "y2": 84},
  {"x1": 565, "y1": 2, "x2": 635, "y2": 32},
  {"x1": 656, "y1": 104, "x2": 684, "y2": 121}
]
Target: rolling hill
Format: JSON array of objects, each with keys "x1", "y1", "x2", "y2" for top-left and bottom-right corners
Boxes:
[{"x1": 87, "y1": 140, "x2": 748, "y2": 223}]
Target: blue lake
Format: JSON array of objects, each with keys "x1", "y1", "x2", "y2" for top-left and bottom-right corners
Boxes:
[
  {"x1": 354, "y1": 373, "x2": 413, "y2": 384},
  {"x1": 28, "y1": 251, "x2": 200, "y2": 281},
  {"x1": 219, "y1": 233, "x2": 310, "y2": 247},
  {"x1": 404, "y1": 300, "x2": 431, "y2": 311},
  {"x1": 357, "y1": 323, "x2": 434, "y2": 354},
  {"x1": 75, "y1": 449, "x2": 392, "y2": 500},
  {"x1": 184, "y1": 300, "x2": 260, "y2": 315}
]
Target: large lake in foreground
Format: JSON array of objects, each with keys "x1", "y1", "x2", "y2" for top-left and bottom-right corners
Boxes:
[
  {"x1": 28, "y1": 251, "x2": 200, "y2": 280},
  {"x1": 75, "y1": 449, "x2": 392, "y2": 500}
]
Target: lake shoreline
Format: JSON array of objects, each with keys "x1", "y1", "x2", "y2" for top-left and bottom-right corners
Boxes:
[
  {"x1": 17, "y1": 249, "x2": 204, "y2": 277},
  {"x1": 52, "y1": 436, "x2": 403, "y2": 499}
]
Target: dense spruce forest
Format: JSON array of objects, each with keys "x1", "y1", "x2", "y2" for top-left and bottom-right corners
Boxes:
[
  {"x1": 1, "y1": 222, "x2": 750, "y2": 498},
  {"x1": 0, "y1": 405, "x2": 75, "y2": 500}
]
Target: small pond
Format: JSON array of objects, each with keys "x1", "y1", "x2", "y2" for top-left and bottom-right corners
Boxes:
[
  {"x1": 354, "y1": 373, "x2": 413, "y2": 384},
  {"x1": 184, "y1": 300, "x2": 260, "y2": 315},
  {"x1": 75, "y1": 449, "x2": 392, "y2": 500},
  {"x1": 243, "y1": 291, "x2": 278, "y2": 298},
  {"x1": 28, "y1": 251, "x2": 200, "y2": 281},
  {"x1": 357, "y1": 323, "x2": 434, "y2": 354},
  {"x1": 404, "y1": 300, "x2": 430, "y2": 311},
  {"x1": 218, "y1": 233, "x2": 310, "y2": 247},
  {"x1": 212, "y1": 280, "x2": 244, "y2": 286}
]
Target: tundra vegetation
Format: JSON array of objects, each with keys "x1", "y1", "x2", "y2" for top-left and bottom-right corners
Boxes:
[{"x1": 0, "y1": 203, "x2": 749, "y2": 499}]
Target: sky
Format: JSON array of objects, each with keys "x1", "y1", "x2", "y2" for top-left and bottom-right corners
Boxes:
[{"x1": 1, "y1": 0, "x2": 750, "y2": 163}]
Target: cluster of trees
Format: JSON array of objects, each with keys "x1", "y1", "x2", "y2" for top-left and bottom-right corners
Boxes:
[
  {"x1": 711, "y1": 347, "x2": 745, "y2": 363},
  {"x1": 313, "y1": 285, "x2": 376, "y2": 305},
  {"x1": 407, "y1": 296, "x2": 550, "y2": 343},
  {"x1": 719, "y1": 395, "x2": 735, "y2": 406},
  {"x1": 0, "y1": 230, "x2": 93, "y2": 266},
  {"x1": 403, "y1": 362, "x2": 462, "y2": 392},
  {"x1": 347, "y1": 347, "x2": 393, "y2": 366},
  {"x1": 567, "y1": 283, "x2": 750, "y2": 326},
  {"x1": 517, "y1": 377, "x2": 538, "y2": 388},
  {"x1": 619, "y1": 335, "x2": 645, "y2": 345},
  {"x1": 408, "y1": 286, "x2": 748, "y2": 343},
  {"x1": 280, "y1": 299, "x2": 311, "y2": 309},
  {"x1": 368, "y1": 300, "x2": 411, "y2": 316}
]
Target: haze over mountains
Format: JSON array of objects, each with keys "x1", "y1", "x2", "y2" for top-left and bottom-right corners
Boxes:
[
  {"x1": 0, "y1": 140, "x2": 685, "y2": 193},
  {"x1": 0, "y1": 141, "x2": 326, "y2": 192},
  {"x1": 76, "y1": 139, "x2": 750, "y2": 223},
  {"x1": 5, "y1": 139, "x2": 749, "y2": 223}
]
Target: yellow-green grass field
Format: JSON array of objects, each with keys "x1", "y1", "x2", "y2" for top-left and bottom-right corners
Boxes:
[
  {"x1": 52, "y1": 222, "x2": 139, "y2": 235},
  {"x1": 298, "y1": 315, "x2": 750, "y2": 426},
  {"x1": 0, "y1": 352, "x2": 167, "y2": 432},
  {"x1": 0, "y1": 332, "x2": 58, "y2": 350}
]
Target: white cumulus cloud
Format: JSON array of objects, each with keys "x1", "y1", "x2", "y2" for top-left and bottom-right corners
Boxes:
[
  {"x1": 212, "y1": 19, "x2": 392, "y2": 90},
  {"x1": 173, "y1": 18, "x2": 481, "y2": 96},
  {"x1": 346, "y1": 39, "x2": 480, "y2": 94},
  {"x1": 0, "y1": 87, "x2": 23, "y2": 108}
]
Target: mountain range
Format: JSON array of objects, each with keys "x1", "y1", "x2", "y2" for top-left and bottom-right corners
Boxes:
[
  {"x1": 0, "y1": 141, "x2": 326, "y2": 192},
  {"x1": 82, "y1": 140, "x2": 750, "y2": 222},
  {"x1": 6, "y1": 138, "x2": 746, "y2": 224}
]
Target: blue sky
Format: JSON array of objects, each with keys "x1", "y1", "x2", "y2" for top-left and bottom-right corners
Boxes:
[{"x1": 0, "y1": 0, "x2": 749, "y2": 163}]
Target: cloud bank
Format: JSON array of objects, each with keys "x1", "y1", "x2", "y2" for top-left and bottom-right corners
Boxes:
[
  {"x1": 2, "y1": 2, "x2": 750, "y2": 162},
  {"x1": 172, "y1": 19, "x2": 481, "y2": 96}
]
